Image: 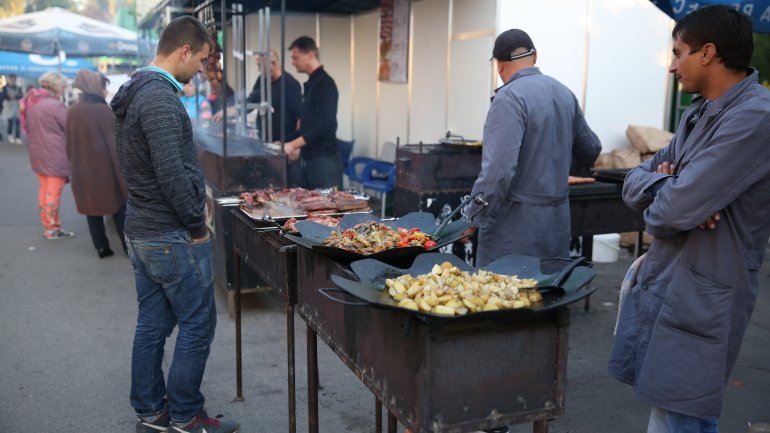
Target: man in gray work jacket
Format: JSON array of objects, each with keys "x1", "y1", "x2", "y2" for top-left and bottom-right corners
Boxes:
[
  {"x1": 111, "y1": 16, "x2": 238, "y2": 433},
  {"x1": 609, "y1": 6, "x2": 770, "y2": 432},
  {"x1": 465, "y1": 29, "x2": 601, "y2": 268}
]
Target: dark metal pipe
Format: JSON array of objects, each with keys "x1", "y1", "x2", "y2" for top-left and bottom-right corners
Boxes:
[
  {"x1": 387, "y1": 411, "x2": 397, "y2": 433},
  {"x1": 234, "y1": 252, "x2": 243, "y2": 400},
  {"x1": 287, "y1": 303, "x2": 296, "y2": 433},
  {"x1": 375, "y1": 399, "x2": 382, "y2": 433},
  {"x1": 533, "y1": 419, "x2": 548, "y2": 433},
  {"x1": 307, "y1": 324, "x2": 319, "y2": 433}
]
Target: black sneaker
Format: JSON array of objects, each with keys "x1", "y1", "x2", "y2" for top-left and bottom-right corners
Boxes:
[
  {"x1": 170, "y1": 409, "x2": 239, "y2": 433},
  {"x1": 136, "y1": 411, "x2": 170, "y2": 433},
  {"x1": 98, "y1": 247, "x2": 114, "y2": 258}
]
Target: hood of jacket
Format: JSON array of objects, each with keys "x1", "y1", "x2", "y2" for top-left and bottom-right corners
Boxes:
[{"x1": 111, "y1": 71, "x2": 174, "y2": 118}]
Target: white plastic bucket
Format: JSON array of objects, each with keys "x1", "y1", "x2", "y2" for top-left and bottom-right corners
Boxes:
[{"x1": 592, "y1": 233, "x2": 620, "y2": 263}]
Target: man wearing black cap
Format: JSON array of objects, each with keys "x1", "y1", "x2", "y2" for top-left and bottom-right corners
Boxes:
[{"x1": 465, "y1": 29, "x2": 601, "y2": 274}]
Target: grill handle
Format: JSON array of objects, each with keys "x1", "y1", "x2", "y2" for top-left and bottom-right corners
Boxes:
[
  {"x1": 551, "y1": 256, "x2": 588, "y2": 287},
  {"x1": 318, "y1": 288, "x2": 369, "y2": 306}
]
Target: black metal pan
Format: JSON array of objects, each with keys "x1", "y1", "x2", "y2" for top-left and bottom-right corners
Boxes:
[
  {"x1": 283, "y1": 211, "x2": 471, "y2": 266},
  {"x1": 324, "y1": 253, "x2": 596, "y2": 323}
]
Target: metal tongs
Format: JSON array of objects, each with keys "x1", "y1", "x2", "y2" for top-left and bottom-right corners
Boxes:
[
  {"x1": 254, "y1": 214, "x2": 287, "y2": 233},
  {"x1": 431, "y1": 191, "x2": 488, "y2": 239}
]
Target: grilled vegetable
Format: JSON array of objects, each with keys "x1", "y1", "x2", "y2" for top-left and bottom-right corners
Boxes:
[
  {"x1": 322, "y1": 222, "x2": 435, "y2": 254},
  {"x1": 385, "y1": 261, "x2": 541, "y2": 316}
]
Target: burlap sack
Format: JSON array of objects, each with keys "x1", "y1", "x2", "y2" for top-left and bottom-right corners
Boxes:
[
  {"x1": 595, "y1": 149, "x2": 642, "y2": 169},
  {"x1": 609, "y1": 148, "x2": 642, "y2": 169},
  {"x1": 626, "y1": 125, "x2": 674, "y2": 154}
]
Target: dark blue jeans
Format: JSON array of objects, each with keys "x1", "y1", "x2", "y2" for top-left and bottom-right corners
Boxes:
[
  {"x1": 127, "y1": 229, "x2": 216, "y2": 423},
  {"x1": 7, "y1": 116, "x2": 20, "y2": 138}
]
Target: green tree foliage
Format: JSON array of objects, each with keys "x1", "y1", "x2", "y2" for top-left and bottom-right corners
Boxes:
[
  {"x1": 752, "y1": 33, "x2": 770, "y2": 89},
  {"x1": 24, "y1": 0, "x2": 75, "y2": 12},
  {"x1": 0, "y1": 0, "x2": 26, "y2": 18}
]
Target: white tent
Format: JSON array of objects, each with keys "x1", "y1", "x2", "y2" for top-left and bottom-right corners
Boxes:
[{"x1": 0, "y1": 7, "x2": 137, "y2": 57}]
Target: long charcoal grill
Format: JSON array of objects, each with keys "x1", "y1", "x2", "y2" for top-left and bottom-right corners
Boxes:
[
  {"x1": 232, "y1": 210, "x2": 299, "y2": 432},
  {"x1": 296, "y1": 247, "x2": 572, "y2": 433}
]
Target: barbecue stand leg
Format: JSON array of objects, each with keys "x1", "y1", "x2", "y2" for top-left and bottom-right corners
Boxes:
[
  {"x1": 288, "y1": 303, "x2": 296, "y2": 433},
  {"x1": 533, "y1": 418, "x2": 548, "y2": 433},
  {"x1": 234, "y1": 252, "x2": 244, "y2": 401},
  {"x1": 375, "y1": 398, "x2": 382, "y2": 433},
  {"x1": 387, "y1": 410, "x2": 397, "y2": 433},
  {"x1": 307, "y1": 324, "x2": 319, "y2": 433},
  {"x1": 582, "y1": 235, "x2": 593, "y2": 312}
]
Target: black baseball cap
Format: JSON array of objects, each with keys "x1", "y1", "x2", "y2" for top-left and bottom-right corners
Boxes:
[{"x1": 492, "y1": 29, "x2": 536, "y2": 61}]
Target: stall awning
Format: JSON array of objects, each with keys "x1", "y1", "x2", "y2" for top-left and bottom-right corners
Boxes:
[
  {"x1": 650, "y1": 0, "x2": 770, "y2": 33},
  {"x1": 0, "y1": 51, "x2": 97, "y2": 78}
]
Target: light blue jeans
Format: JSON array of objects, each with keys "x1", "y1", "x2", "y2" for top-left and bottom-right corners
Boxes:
[
  {"x1": 648, "y1": 407, "x2": 719, "y2": 433},
  {"x1": 127, "y1": 229, "x2": 216, "y2": 423}
]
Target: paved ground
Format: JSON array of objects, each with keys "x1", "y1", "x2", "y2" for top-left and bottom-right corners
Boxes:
[{"x1": 0, "y1": 137, "x2": 768, "y2": 433}]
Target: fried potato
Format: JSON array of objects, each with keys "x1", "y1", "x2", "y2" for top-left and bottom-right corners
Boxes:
[{"x1": 385, "y1": 264, "x2": 540, "y2": 316}]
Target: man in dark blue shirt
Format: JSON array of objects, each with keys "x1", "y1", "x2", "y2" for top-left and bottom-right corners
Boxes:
[{"x1": 283, "y1": 36, "x2": 342, "y2": 189}]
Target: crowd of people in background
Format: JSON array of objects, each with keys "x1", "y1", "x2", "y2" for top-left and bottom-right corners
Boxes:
[{"x1": 2, "y1": 69, "x2": 128, "y2": 252}]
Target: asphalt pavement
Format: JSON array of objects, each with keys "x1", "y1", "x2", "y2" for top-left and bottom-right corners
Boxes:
[{"x1": 0, "y1": 137, "x2": 768, "y2": 433}]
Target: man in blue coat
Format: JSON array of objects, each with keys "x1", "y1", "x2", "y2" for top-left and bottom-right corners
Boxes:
[
  {"x1": 464, "y1": 29, "x2": 601, "y2": 268},
  {"x1": 609, "y1": 6, "x2": 770, "y2": 432}
]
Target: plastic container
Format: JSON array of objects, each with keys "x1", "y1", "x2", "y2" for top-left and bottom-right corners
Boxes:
[{"x1": 592, "y1": 233, "x2": 621, "y2": 263}]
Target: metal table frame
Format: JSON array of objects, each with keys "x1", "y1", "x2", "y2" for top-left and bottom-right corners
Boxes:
[{"x1": 232, "y1": 210, "x2": 299, "y2": 433}]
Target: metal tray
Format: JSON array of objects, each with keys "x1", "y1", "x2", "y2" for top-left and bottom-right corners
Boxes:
[
  {"x1": 327, "y1": 253, "x2": 596, "y2": 323},
  {"x1": 239, "y1": 206, "x2": 371, "y2": 224},
  {"x1": 283, "y1": 211, "x2": 471, "y2": 265}
]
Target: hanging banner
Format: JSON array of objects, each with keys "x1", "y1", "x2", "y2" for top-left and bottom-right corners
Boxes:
[{"x1": 379, "y1": 0, "x2": 410, "y2": 83}]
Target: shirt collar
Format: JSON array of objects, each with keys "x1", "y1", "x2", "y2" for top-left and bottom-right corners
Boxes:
[{"x1": 136, "y1": 66, "x2": 184, "y2": 92}]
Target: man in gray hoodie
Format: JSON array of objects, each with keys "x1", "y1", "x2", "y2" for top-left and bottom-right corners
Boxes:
[{"x1": 111, "y1": 15, "x2": 238, "y2": 433}]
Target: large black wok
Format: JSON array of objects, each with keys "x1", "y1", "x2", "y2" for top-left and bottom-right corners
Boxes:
[
  {"x1": 326, "y1": 253, "x2": 597, "y2": 323},
  {"x1": 282, "y1": 211, "x2": 471, "y2": 266}
]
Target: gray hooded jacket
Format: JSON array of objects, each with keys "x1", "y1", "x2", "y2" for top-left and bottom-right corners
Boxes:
[{"x1": 110, "y1": 71, "x2": 207, "y2": 239}]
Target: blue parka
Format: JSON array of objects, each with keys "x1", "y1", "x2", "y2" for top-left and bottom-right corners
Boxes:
[
  {"x1": 608, "y1": 70, "x2": 770, "y2": 418},
  {"x1": 466, "y1": 67, "x2": 601, "y2": 266}
]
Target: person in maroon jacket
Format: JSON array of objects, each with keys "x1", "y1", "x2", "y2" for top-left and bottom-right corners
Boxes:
[{"x1": 24, "y1": 71, "x2": 73, "y2": 240}]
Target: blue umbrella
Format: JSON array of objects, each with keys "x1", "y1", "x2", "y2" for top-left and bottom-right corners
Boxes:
[
  {"x1": 650, "y1": 0, "x2": 770, "y2": 33},
  {"x1": 0, "y1": 51, "x2": 96, "y2": 78}
]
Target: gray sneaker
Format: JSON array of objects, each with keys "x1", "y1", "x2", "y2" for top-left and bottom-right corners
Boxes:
[
  {"x1": 136, "y1": 411, "x2": 170, "y2": 433},
  {"x1": 170, "y1": 409, "x2": 239, "y2": 433},
  {"x1": 45, "y1": 230, "x2": 75, "y2": 240}
]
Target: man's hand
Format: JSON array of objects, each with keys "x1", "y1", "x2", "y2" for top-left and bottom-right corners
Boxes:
[
  {"x1": 656, "y1": 161, "x2": 674, "y2": 175},
  {"x1": 656, "y1": 161, "x2": 720, "y2": 230},
  {"x1": 284, "y1": 141, "x2": 301, "y2": 162},
  {"x1": 699, "y1": 211, "x2": 720, "y2": 230},
  {"x1": 212, "y1": 110, "x2": 224, "y2": 123}
]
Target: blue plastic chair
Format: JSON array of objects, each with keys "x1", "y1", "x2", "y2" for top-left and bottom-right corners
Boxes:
[
  {"x1": 337, "y1": 139, "x2": 355, "y2": 174},
  {"x1": 361, "y1": 160, "x2": 396, "y2": 219},
  {"x1": 347, "y1": 156, "x2": 374, "y2": 189}
]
